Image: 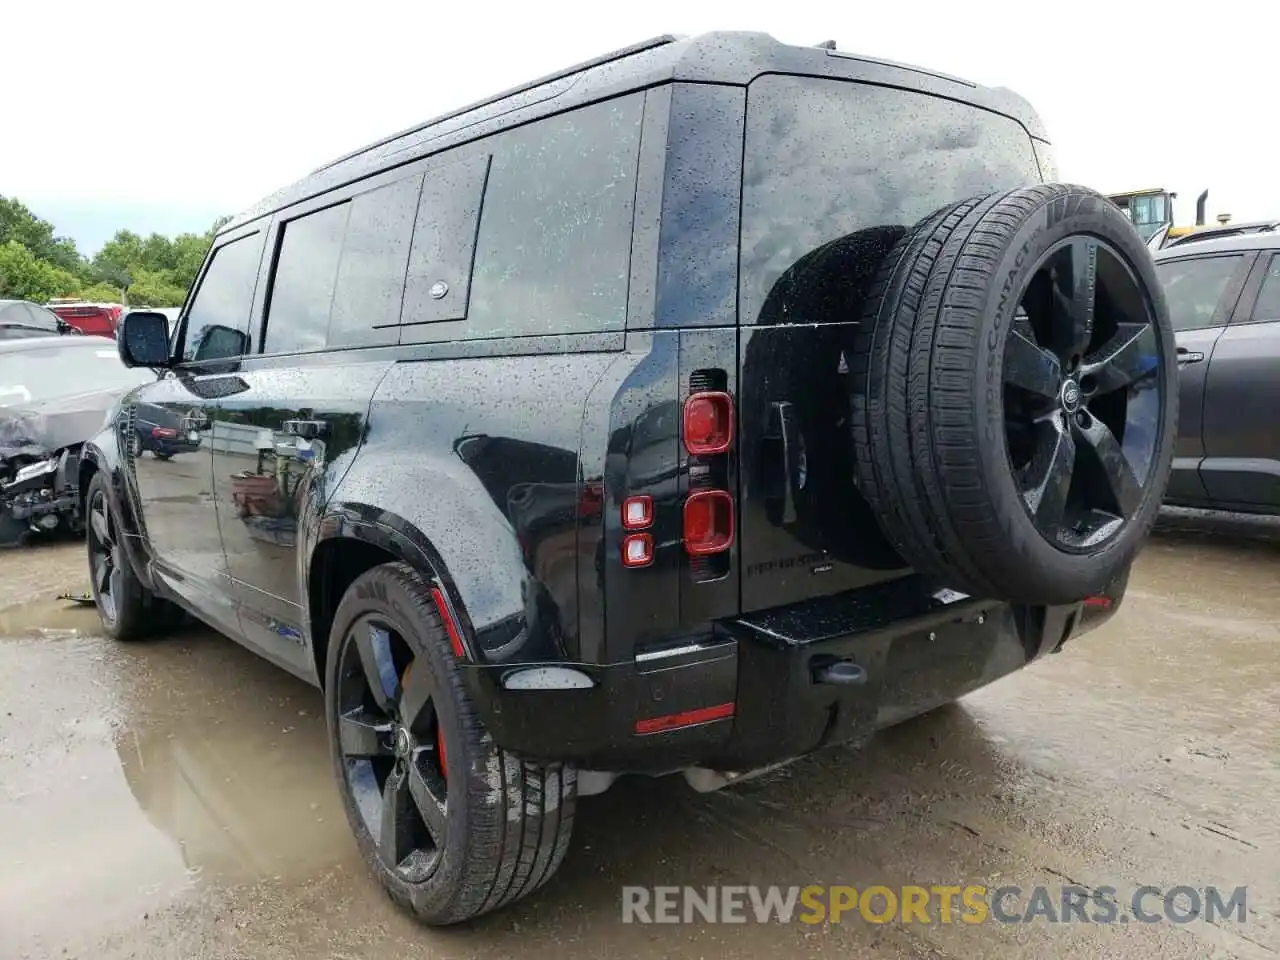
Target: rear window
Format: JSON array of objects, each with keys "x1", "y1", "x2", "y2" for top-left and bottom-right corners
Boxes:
[{"x1": 739, "y1": 76, "x2": 1042, "y2": 324}]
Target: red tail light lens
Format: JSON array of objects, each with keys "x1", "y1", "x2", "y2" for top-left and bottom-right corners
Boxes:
[
  {"x1": 683, "y1": 391, "x2": 733, "y2": 455},
  {"x1": 684, "y1": 489, "x2": 733, "y2": 555},
  {"x1": 622, "y1": 533, "x2": 654, "y2": 567},
  {"x1": 621, "y1": 495, "x2": 653, "y2": 530},
  {"x1": 151, "y1": 426, "x2": 178, "y2": 439}
]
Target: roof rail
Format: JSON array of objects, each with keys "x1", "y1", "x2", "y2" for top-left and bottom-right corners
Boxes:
[{"x1": 311, "y1": 33, "x2": 681, "y2": 176}]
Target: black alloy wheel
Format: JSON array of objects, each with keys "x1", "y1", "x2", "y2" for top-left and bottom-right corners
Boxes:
[
  {"x1": 1002, "y1": 235, "x2": 1163, "y2": 552},
  {"x1": 335, "y1": 615, "x2": 450, "y2": 883},
  {"x1": 87, "y1": 487, "x2": 123, "y2": 625},
  {"x1": 326, "y1": 563, "x2": 577, "y2": 924}
]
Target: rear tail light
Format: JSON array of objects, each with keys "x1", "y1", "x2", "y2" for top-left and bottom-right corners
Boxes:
[
  {"x1": 1083, "y1": 595, "x2": 1112, "y2": 610},
  {"x1": 151, "y1": 426, "x2": 177, "y2": 439},
  {"x1": 683, "y1": 391, "x2": 733, "y2": 455},
  {"x1": 622, "y1": 533, "x2": 654, "y2": 567},
  {"x1": 684, "y1": 489, "x2": 733, "y2": 555},
  {"x1": 622, "y1": 495, "x2": 653, "y2": 530}
]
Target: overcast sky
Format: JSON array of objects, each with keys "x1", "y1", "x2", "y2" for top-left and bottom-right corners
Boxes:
[{"x1": 3, "y1": 0, "x2": 1269, "y2": 252}]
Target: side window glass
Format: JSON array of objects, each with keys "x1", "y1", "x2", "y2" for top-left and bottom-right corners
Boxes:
[
  {"x1": 182, "y1": 232, "x2": 265, "y2": 363},
  {"x1": 264, "y1": 203, "x2": 349, "y2": 355},
  {"x1": 401, "y1": 152, "x2": 491, "y2": 329},
  {"x1": 330, "y1": 175, "x2": 422, "y2": 342},
  {"x1": 465, "y1": 92, "x2": 644, "y2": 339},
  {"x1": 264, "y1": 175, "x2": 421, "y2": 354},
  {"x1": 1155, "y1": 255, "x2": 1243, "y2": 332},
  {"x1": 1249, "y1": 254, "x2": 1280, "y2": 321}
]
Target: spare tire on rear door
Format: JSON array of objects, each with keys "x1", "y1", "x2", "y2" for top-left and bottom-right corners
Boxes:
[{"x1": 851, "y1": 183, "x2": 1177, "y2": 605}]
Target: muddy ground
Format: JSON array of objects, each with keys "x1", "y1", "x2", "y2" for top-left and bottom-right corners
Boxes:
[{"x1": 1, "y1": 511, "x2": 1277, "y2": 959}]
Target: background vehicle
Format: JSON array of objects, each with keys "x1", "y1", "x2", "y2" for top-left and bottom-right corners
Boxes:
[
  {"x1": 1109, "y1": 186, "x2": 1182, "y2": 241},
  {"x1": 1157, "y1": 233, "x2": 1280, "y2": 513},
  {"x1": 46, "y1": 298, "x2": 124, "y2": 337},
  {"x1": 1108, "y1": 186, "x2": 1271, "y2": 251},
  {"x1": 0, "y1": 336, "x2": 153, "y2": 545},
  {"x1": 0, "y1": 299, "x2": 76, "y2": 339},
  {"x1": 80, "y1": 32, "x2": 1175, "y2": 926},
  {"x1": 1161, "y1": 219, "x2": 1280, "y2": 250}
]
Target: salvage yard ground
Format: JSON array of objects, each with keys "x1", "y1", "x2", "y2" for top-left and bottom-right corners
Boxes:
[{"x1": 1, "y1": 511, "x2": 1277, "y2": 959}]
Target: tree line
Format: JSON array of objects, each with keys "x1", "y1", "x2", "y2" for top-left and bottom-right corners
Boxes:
[{"x1": 0, "y1": 194, "x2": 228, "y2": 307}]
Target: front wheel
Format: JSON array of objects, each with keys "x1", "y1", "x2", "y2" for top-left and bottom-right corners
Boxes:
[
  {"x1": 325, "y1": 562, "x2": 576, "y2": 925},
  {"x1": 85, "y1": 471, "x2": 185, "y2": 640}
]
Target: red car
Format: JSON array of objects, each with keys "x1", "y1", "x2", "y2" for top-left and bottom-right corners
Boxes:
[{"x1": 45, "y1": 299, "x2": 124, "y2": 338}]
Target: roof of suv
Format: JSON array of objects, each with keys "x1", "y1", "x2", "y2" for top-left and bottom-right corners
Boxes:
[
  {"x1": 224, "y1": 31, "x2": 1047, "y2": 234},
  {"x1": 1154, "y1": 231, "x2": 1280, "y2": 260}
]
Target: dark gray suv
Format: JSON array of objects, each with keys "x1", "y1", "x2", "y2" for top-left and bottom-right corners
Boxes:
[{"x1": 1158, "y1": 234, "x2": 1280, "y2": 513}]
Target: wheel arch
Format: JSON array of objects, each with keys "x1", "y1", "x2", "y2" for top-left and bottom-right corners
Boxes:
[
  {"x1": 79, "y1": 438, "x2": 158, "y2": 593},
  {"x1": 305, "y1": 503, "x2": 506, "y2": 691}
]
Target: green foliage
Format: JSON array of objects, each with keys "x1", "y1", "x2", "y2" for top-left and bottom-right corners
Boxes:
[
  {"x1": 0, "y1": 193, "x2": 223, "y2": 308},
  {"x1": 76, "y1": 282, "x2": 127, "y2": 303},
  {"x1": 124, "y1": 268, "x2": 189, "y2": 309},
  {"x1": 0, "y1": 240, "x2": 81, "y2": 301},
  {"x1": 0, "y1": 196, "x2": 81, "y2": 270}
]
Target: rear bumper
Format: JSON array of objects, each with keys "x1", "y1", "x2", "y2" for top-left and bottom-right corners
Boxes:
[{"x1": 462, "y1": 573, "x2": 1125, "y2": 773}]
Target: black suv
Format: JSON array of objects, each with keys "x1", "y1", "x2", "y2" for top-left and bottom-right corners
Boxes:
[{"x1": 81, "y1": 32, "x2": 1178, "y2": 925}]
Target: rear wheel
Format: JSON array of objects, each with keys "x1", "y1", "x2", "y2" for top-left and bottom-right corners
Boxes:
[
  {"x1": 325, "y1": 562, "x2": 576, "y2": 925},
  {"x1": 85, "y1": 472, "x2": 184, "y2": 640}
]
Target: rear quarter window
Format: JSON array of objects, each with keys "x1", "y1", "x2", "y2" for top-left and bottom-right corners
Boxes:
[
  {"x1": 739, "y1": 76, "x2": 1042, "y2": 325},
  {"x1": 464, "y1": 92, "x2": 645, "y2": 340}
]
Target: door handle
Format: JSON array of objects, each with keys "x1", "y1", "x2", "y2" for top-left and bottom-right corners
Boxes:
[
  {"x1": 1176, "y1": 348, "x2": 1205, "y2": 366},
  {"x1": 283, "y1": 419, "x2": 328, "y2": 440}
]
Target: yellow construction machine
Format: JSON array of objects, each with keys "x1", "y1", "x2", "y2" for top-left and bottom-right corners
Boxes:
[{"x1": 1106, "y1": 187, "x2": 1214, "y2": 243}]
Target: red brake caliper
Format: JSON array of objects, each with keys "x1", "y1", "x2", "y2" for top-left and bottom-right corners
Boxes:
[{"x1": 402, "y1": 659, "x2": 446, "y2": 781}]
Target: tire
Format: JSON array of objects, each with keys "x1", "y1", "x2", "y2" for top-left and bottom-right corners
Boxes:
[
  {"x1": 85, "y1": 471, "x2": 185, "y2": 640},
  {"x1": 325, "y1": 562, "x2": 576, "y2": 925},
  {"x1": 852, "y1": 184, "x2": 1177, "y2": 604}
]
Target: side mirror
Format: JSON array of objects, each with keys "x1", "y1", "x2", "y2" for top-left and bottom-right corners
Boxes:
[{"x1": 118, "y1": 311, "x2": 172, "y2": 368}]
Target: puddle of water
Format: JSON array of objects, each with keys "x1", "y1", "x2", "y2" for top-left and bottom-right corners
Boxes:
[
  {"x1": 0, "y1": 595, "x2": 101, "y2": 638},
  {"x1": 0, "y1": 630, "x2": 356, "y2": 950}
]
